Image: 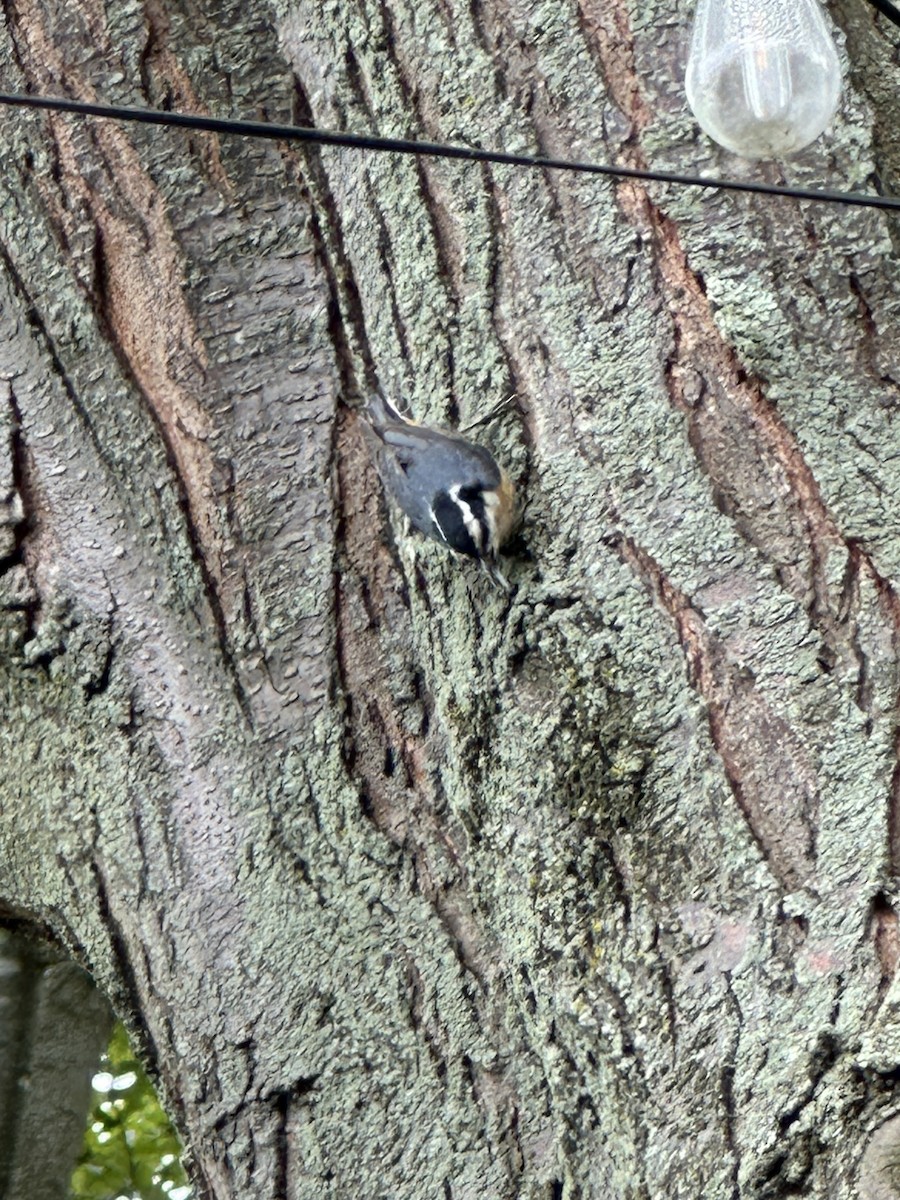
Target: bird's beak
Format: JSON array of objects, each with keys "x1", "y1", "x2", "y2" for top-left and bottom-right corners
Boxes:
[{"x1": 481, "y1": 558, "x2": 510, "y2": 592}]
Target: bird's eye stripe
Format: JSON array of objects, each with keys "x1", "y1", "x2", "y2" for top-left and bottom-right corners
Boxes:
[{"x1": 453, "y1": 494, "x2": 485, "y2": 553}]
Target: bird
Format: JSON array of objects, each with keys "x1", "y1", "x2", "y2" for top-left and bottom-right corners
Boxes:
[{"x1": 362, "y1": 392, "x2": 517, "y2": 589}]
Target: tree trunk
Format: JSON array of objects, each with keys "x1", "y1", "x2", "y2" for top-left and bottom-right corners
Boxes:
[{"x1": 1, "y1": 0, "x2": 899, "y2": 1197}]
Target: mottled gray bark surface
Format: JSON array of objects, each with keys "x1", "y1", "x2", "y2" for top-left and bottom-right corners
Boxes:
[{"x1": 0, "y1": 0, "x2": 899, "y2": 1197}]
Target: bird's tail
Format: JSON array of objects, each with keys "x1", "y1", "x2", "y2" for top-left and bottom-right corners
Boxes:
[{"x1": 366, "y1": 391, "x2": 412, "y2": 431}]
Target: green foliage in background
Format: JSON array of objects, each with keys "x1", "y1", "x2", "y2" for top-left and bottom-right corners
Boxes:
[{"x1": 70, "y1": 1022, "x2": 192, "y2": 1200}]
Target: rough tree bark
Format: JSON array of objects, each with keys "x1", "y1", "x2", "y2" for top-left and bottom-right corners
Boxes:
[{"x1": 1, "y1": 0, "x2": 899, "y2": 1197}]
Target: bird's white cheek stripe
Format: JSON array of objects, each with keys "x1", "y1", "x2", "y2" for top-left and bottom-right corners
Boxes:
[{"x1": 449, "y1": 485, "x2": 485, "y2": 553}]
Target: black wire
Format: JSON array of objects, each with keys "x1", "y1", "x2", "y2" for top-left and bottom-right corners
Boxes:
[
  {"x1": 864, "y1": 0, "x2": 900, "y2": 28},
  {"x1": 0, "y1": 90, "x2": 899, "y2": 214}
]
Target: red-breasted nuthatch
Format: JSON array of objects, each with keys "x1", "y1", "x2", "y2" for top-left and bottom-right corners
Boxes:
[{"x1": 362, "y1": 392, "x2": 517, "y2": 588}]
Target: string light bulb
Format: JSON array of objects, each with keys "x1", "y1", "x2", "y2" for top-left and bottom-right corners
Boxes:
[{"x1": 685, "y1": 0, "x2": 842, "y2": 159}]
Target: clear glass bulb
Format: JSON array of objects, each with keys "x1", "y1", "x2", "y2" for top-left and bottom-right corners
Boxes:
[{"x1": 685, "y1": 0, "x2": 841, "y2": 159}]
